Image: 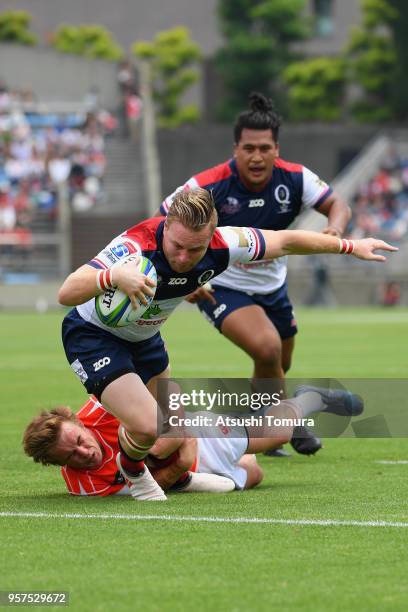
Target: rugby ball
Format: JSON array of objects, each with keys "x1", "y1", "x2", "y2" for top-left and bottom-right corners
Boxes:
[{"x1": 95, "y1": 255, "x2": 157, "y2": 327}]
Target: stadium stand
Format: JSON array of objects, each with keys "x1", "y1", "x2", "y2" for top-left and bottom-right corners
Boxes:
[
  {"x1": 347, "y1": 148, "x2": 408, "y2": 242},
  {"x1": 290, "y1": 132, "x2": 408, "y2": 305},
  {"x1": 0, "y1": 81, "x2": 129, "y2": 280}
]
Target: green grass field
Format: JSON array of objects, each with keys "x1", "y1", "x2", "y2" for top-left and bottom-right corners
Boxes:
[{"x1": 1, "y1": 306, "x2": 408, "y2": 611}]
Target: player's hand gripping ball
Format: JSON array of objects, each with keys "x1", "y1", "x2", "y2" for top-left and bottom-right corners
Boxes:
[{"x1": 95, "y1": 255, "x2": 157, "y2": 327}]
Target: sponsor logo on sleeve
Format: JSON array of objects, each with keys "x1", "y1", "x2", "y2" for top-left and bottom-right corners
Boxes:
[
  {"x1": 110, "y1": 243, "x2": 130, "y2": 259},
  {"x1": 314, "y1": 176, "x2": 328, "y2": 189},
  {"x1": 230, "y1": 227, "x2": 249, "y2": 248},
  {"x1": 110, "y1": 240, "x2": 138, "y2": 259},
  {"x1": 102, "y1": 250, "x2": 120, "y2": 265}
]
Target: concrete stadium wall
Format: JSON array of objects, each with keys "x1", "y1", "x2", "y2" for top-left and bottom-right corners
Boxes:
[
  {"x1": 70, "y1": 212, "x2": 146, "y2": 270},
  {"x1": 157, "y1": 123, "x2": 379, "y2": 197},
  {"x1": 0, "y1": 44, "x2": 118, "y2": 108}
]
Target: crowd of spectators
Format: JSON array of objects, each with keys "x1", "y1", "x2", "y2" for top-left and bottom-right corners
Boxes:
[
  {"x1": 348, "y1": 149, "x2": 408, "y2": 242},
  {"x1": 0, "y1": 81, "x2": 117, "y2": 262}
]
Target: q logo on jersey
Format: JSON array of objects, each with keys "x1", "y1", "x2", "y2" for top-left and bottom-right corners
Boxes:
[
  {"x1": 198, "y1": 269, "x2": 215, "y2": 285},
  {"x1": 275, "y1": 184, "x2": 291, "y2": 214}
]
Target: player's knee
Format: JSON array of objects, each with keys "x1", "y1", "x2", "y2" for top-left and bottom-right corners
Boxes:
[
  {"x1": 126, "y1": 424, "x2": 158, "y2": 446},
  {"x1": 253, "y1": 342, "x2": 282, "y2": 367},
  {"x1": 246, "y1": 464, "x2": 264, "y2": 489},
  {"x1": 142, "y1": 425, "x2": 158, "y2": 444}
]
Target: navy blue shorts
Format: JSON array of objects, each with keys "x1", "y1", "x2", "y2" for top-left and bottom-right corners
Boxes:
[
  {"x1": 197, "y1": 283, "x2": 298, "y2": 340},
  {"x1": 62, "y1": 309, "x2": 169, "y2": 399}
]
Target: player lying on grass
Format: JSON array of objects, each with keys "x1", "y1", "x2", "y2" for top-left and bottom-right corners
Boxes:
[
  {"x1": 57, "y1": 187, "x2": 397, "y2": 501},
  {"x1": 23, "y1": 385, "x2": 364, "y2": 495}
]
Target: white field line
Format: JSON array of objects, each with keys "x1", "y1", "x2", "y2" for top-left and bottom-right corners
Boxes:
[
  {"x1": 375, "y1": 460, "x2": 408, "y2": 464},
  {"x1": 1, "y1": 511, "x2": 408, "y2": 528}
]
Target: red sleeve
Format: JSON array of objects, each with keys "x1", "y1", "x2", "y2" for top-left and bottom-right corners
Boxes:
[
  {"x1": 61, "y1": 465, "x2": 124, "y2": 497},
  {"x1": 192, "y1": 161, "x2": 233, "y2": 187}
]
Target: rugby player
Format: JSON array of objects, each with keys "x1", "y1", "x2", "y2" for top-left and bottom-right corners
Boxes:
[
  {"x1": 160, "y1": 93, "x2": 352, "y2": 456},
  {"x1": 23, "y1": 385, "x2": 365, "y2": 495},
  {"x1": 57, "y1": 187, "x2": 396, "y2": 501}
]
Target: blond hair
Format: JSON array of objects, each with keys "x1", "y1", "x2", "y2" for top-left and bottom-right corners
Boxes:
[
  {"x1": 23, "y1": 407, "x2": 77, "y2": 466},
  {"x1": 166, "y1": 187, "x2": 218, "y2": 232}
]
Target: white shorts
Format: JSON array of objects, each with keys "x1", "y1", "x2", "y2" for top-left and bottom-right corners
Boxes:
[{"x1": 197, "y1": 435, "x2": 249, "y2": 490}]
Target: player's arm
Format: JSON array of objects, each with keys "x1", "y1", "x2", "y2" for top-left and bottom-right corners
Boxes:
[
  {"x1": 316, "y1": 191, "x2": 351, "y2": 237},
  {"x1": 58, "y1": 264, "x2": 104, "y2": 306},
  {"x1": 58, "y1": 262, "x2": 156, "y2": 308},
  {"x1": 301, "y1": 167, "x2": 351, "y2": 236},
  {"x1": 260, "y1": 229, "x2": 397, "y2": 262},
  {"x1": 148, "y1": 438, "x2": 197, "y2": 490}
]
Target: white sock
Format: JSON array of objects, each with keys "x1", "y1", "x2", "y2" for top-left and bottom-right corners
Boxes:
[{"x1": 288, "y1": 391, "x2": 325, "y2": 419}]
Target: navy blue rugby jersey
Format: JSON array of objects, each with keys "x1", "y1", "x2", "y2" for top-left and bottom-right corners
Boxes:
[
  {"x1": 76, "y1": 217, "x2": 266, "y2": 342},
  {"x1": 161, "y1": 158, "x2": 332, "y2": 294}
]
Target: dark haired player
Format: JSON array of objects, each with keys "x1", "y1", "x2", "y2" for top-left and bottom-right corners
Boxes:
[{"x1": 161, "y1": 93, "x2": 352, "y2": 457}]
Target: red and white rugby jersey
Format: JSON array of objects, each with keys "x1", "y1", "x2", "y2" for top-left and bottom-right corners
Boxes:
[
  {"x1": 161, "y1": 158, "x2": 333, "y2": 294},
  {"x1": 61, "y1": 397, "x2": 198, "y2": 496},
  {"x1": 76, "y1": 217, "x2": 265, "y2": 342},
  {"x1": 61, "y1": 397, "x2": 125, "y2": 496}
]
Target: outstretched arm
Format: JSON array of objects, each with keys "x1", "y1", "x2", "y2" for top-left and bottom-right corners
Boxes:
[{"x1": 260, "y1": 230, "x2": 398, "y2": 262}]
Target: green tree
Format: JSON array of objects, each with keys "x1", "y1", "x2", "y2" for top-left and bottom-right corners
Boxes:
[
  {"x1": 51, "y1": 24, "x2": 123, "y2": 61},
  {"x1": 345, "y1": 0, "x2": 398, "y2": 122},
  {"x1": 284, "y1": 57, "x2": 346, "y2": 121},
  {"x1": 215, "y1": 0, "x2": 310, "y2": 120},
  {"x1": 0, "y1": 10, "x2": 37, "y2": 45},
  {"x1": 133, "y1": 27, "x2": 201, "y2": 128}
]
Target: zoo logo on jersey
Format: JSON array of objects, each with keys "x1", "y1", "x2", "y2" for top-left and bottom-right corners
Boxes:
[
  {"x1": 248, "y1": 198, "x2": 265, "y2": 208},
  {"x1": 168, "y1": 277, "x2": 187, "y2": 285},
  {"x1": 93, "y1": 357, "x2": 111, "y2": 372},
  {"x1": 275, "y1": 185, "x2": 291, "y2": 214}
]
